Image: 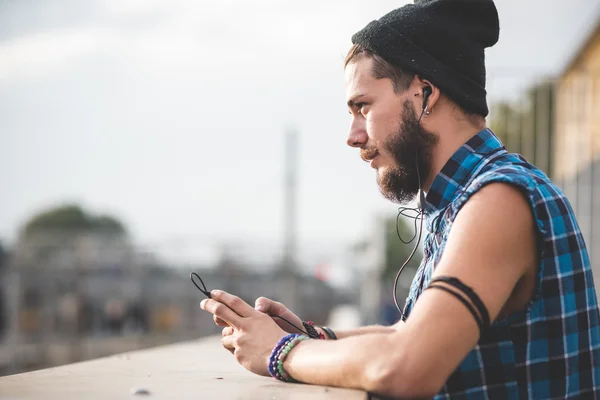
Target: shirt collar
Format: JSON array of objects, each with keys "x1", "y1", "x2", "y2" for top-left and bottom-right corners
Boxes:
[{"x1": 423, "y1": 128, "x2": 506, "y2": 215}]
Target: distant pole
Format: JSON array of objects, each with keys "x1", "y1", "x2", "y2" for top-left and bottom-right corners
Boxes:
[
  {"x1": 5, "y1": 261, "x2": 20, "y2": 374},
  {"x1": 283, "y1": 127, "x2": 298, "y2": 272},
  {"x1": 280, "y1": 127, "x2": 299, "y2": 312}
]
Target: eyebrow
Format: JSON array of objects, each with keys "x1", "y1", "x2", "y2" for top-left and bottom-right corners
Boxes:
[{"x1": 347, "y1": 93, "x2": 366, "y2": 108}]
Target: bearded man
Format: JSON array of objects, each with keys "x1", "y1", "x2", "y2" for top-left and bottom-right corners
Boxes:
[{"x1": 200, "y1": 1, "x2": 600, "y2": 398}]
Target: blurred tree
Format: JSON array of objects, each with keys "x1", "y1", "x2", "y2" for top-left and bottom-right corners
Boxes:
[
  {"x1": 22, "y1": 204, "x2": 126, "y2": 237},
  {"x1": 489, "y1": 81, "x2": 554, "y2": 175},
  {"x1": 381, "y1": 215, "x2": 423, "y2": 283},
  {"x1": 12, "y1": 205, "x2": 134, "y2": 341},
  {"x1": 378, "y1": 214, "x2": 423, "y2": 325},
  {"x1": 14, "y1": 204, "x2": 130, "y2": 270},
  {"x1": 489, "y1": 101, "x2": 516, "y2": 149}
]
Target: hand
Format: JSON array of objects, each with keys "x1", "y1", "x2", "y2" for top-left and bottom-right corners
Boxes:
[
  {"x1": 200, "y1": 290, "x2": 287, "y2": 376},
  {"x1": 212, "y1": 296, "x2": 304, "y2": 334},
  {"x1": 254, "y1": 297, "x2": 304, "y2": 334}
]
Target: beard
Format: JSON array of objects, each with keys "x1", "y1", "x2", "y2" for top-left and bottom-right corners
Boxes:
[{"x1": 376, "y1": 101, "x2": 438, "y2": 204}]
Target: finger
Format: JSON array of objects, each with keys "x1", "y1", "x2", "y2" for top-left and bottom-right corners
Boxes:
[
  {"x1": 211, "y1": 290, "x2": 255, "y2": 318},
  {"x1": 221, "y1": 333, "x2": 236, "y2": 352},
  {"x1": 214, "y1": 315, "x2": 229, "y2": 327},
  {"x1": 222, "y1": 326, "x2": 234, "y2": 337},
  {"x1": 255, "y1": 297, "x2": 277, "y2": 313},
  {"x1": 221, "y1": 337, "x2": 234, "y2": 354},
  {"x1": 200, "y1": 299, "x2": 243, "y2": 328}
]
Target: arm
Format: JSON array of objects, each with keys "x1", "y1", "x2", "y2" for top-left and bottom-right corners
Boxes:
[
  {"x1": 253, "y1": 295, "x2": 399, "y2": 339},
  {"x1": 282, "y1": 183, "x2": 537, "y2": 398},
  {"x1": 324, "y1": 324, "x2": 398, "y2": 339}
]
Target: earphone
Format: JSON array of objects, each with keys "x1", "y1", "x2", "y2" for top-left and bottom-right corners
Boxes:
[
  {"x1": 422, "y1": 86, "x2": 432, "y2": 114},
  {"x1": 392, "y1": 84, "x2": 432, "y2": 317}
]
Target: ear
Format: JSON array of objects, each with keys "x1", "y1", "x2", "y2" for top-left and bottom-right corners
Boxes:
[{"x1": 416, "y1": 76, "x2": 440, "y2": 113}]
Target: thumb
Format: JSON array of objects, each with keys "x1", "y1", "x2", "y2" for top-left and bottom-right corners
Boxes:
[{"x1": 255, "y1": 297, "x2": 276, "y2": 313}]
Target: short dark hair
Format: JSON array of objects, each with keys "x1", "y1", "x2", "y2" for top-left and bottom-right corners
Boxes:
[
  {"x1": 344, "y1": 43, "x2": 486, "y2": 126},
  {"x1": 344, "y1": 43, "x2": 414, "y2": 94}
]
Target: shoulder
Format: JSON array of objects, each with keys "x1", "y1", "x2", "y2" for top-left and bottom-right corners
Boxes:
[
  {"x1": 454, "y1": 182, "x2": 535, "y2": 234},
  {"x1": 448, "y1": 158, "x2": 553, "y2": 234},
  {"x1": 471, "y1": 158, "x2": 546, "y2": 194},
  {"x1": 442, "y1": 161, "x2": 542, "y2": 268},
  {"x1": 437, "y1": 181, "x2": 538, "y2": 296}
]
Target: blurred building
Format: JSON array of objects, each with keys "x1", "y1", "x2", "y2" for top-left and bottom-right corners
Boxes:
[
  {"x1": 490, "y1": 13, "x2": 600, "y2": 296},
  {"x1": 554, "y1": 17, "x2": 600, "y2": 182},
  {"x1": 553, "y1": 16, "x2": 600, "y2": 280},
  {"x1": 1, "y1": 230, "x2": 338, "y2": 376}
]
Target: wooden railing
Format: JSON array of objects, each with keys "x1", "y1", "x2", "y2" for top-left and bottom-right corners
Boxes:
[{"x1": 0, "y1": 336, "x2": 367, "y2": 399}]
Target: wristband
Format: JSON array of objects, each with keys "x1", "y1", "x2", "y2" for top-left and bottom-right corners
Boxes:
[{"x1": 320, "y1": 326, "x2": 337, "y2": 340}]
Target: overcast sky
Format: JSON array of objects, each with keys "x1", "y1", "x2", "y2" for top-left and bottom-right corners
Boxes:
[{"x1": 1, "y1": 0, "x2": 599, "y2": 266}]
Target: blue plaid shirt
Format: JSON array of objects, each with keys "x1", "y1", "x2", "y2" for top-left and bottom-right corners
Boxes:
[{"x1": 402, "y1": 128, "x2": 600, "y2": 399}]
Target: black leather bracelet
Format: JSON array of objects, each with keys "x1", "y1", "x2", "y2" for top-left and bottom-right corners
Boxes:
[
  {"x1": 426, "y1": 283, "x2": 484, "y2": 333},
  {"x1": 430, "y1": 276, "x2": 491, "y2": 330},
  {"x1": 320, "y1": 326, "x2": 337, "y2": 340}
]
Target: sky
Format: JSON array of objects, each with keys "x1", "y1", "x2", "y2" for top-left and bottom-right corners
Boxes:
[{"x1": 1, "y1": 0, "x2": 599, "y2": 268}]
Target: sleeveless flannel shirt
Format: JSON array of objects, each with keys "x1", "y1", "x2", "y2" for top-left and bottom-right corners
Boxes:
[{"x1": 401, "y1": 128, "x2": 600, "y2": 399}]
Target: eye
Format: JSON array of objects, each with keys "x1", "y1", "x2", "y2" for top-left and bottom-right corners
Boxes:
[{"x1": 358, "y1": 103, "x2": 369, "y2": 115}]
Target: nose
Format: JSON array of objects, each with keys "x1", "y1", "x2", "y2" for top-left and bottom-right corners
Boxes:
[{"x1": 346, "y1": 117, "x2": 368, "y2": 148}]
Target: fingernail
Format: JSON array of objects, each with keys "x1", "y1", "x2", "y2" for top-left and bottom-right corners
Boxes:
[
  {"x1": 200, "y1": 300, "x2": 206, "y2": 309},
  {"x1": 255, "y1": 305, "x2": 264, "y2": 312},
  {"x1": 211, "y1": 290, "x2": 221, "y2": 297}
]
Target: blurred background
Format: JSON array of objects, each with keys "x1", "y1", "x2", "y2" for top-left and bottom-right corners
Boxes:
[{"x1": 1, "y1": 0, "x2": 599, "y2": 376}]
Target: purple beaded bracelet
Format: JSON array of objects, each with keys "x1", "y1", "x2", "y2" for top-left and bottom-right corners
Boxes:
[
  {"x1": 275, "y1": 335, "x2": 309, "y2": 382},
  {"x1": 268, "y1": 333, "x2": 309, "y2": 382},
  {"x1": 269, "y1": 334, "x2": 298, "y2": 378}
]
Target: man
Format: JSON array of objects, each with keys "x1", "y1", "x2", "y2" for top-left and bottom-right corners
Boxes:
[{"x1": 200, "y1": 0, "x2": 600, "y2": 398}]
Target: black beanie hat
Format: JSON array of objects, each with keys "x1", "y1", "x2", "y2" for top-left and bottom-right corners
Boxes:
[{"x1": 351, "y1": 0, "x2": 499, "y2": 117}]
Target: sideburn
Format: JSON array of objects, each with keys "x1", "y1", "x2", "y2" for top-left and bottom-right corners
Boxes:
[{"x1": 379, "y1": 101, "x2": 438, "y2": 204}]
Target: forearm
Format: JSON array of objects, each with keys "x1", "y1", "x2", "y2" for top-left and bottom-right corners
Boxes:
[
  {"x1": 284, "y1": 332, "x2": 409, "y2": 397},
  {"x1": 318, "y1": 324, "x2": 398, "y2": 339}
]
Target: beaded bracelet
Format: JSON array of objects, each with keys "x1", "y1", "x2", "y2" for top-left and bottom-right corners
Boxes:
[
  {"x1": 268, "y1": 334, "x2": 299, "y2": 380},
  {"x1": 270, "y1": 335, "x2": 302, "y2": 382},
  {"x1": 276, "y1": 335, "x2": 310, "y2": 382},
  {"x1": 269, "y1": 334, "x2": 295, "y2": 377},
  {"x1": 268, "y1": 333, "x2": 310, "y2": 382}
]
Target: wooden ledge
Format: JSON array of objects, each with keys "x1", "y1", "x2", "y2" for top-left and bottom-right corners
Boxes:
[{"x1": 0, "y1": 336, "x2": 367, "y2": 400}]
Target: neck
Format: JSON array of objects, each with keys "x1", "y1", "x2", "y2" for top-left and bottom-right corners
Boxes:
[{"x1": 422, "y1": 121, "x2": 486, "y2": 192}]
